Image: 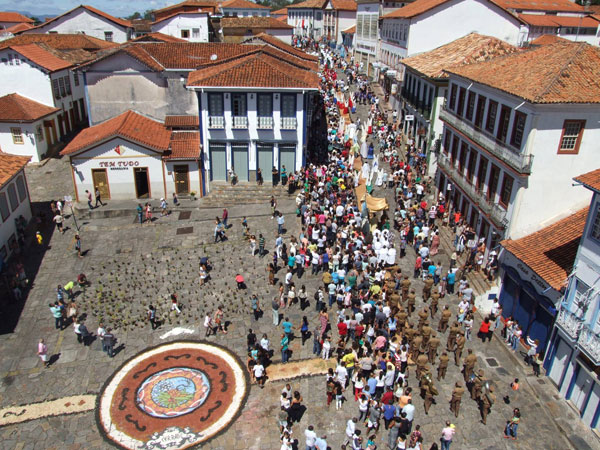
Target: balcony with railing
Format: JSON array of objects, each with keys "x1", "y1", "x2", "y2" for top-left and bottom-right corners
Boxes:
[
  {"x1": 281, "y1": 117, "x2": 297, "y2": 130},
  {"x1": 437, "y1": 153, "x2": 508, "y2": 229},
  {"x1": 579, "y1": 326, "x2": 600, "y2": 366},
  {"x1": 555, "y1": 308, "x2": 583, "y2": 341},
  {"x1": 257, "y1": 116, "x2": 274, "y2": 130},
  {"x1": 232, "y1": 116, "x2": 248, "y2": 129},
  {"x1": 439, "y1": 107, "x2": 533, "y2": 174},
  {"x1": 208, "y1": 116, "x2": 225, "y2": 129}
]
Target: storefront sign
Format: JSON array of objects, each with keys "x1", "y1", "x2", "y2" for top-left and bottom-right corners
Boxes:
[
  {"x1": 405, "y1": 115, "x2": 414, "y2": 121},
  {"x1": 98, "y1": 161, "x2": 140, "y2": 169}
]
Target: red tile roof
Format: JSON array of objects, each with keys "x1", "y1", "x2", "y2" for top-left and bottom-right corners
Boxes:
[
  {"x1": 187, "y1": 46, "x2": 319, "y2": 88},
  {"x1": 30, "y1": 5, "x2": 132, "y2": 31},
  {"x1": 7, "y1": 43, "x2": 74, "y2": 71},
  {"x1": 0, "y1": 152, "x2": 30, "y2": 188},
  {"x1": 519, "y1": 13, "x2": 599, "y2": 27},
  {"x1": 60, "y1": 110, "x2": 172, "y2": 156},
  {"x1": 152, "y1": 1, "x2": 219, "y2": 17},
  {"x1": 0, "y1": 33, "x2": 118, "y2": 51},
  {"x1": 288, "y1": 0, "x2": 327, "y2": 9},
  {"x1": 530, "y1": 34, "x2": 571, "y2": 46},
  {"x1": 272, "y1": 8, "x2": 288, "y2": 15},
  {"x1": 222, "y1": 0, "x2": 270, "y2": 9},
  {"x1": 221, "y1": 16, "x2": 293, "y2": 29},
  {"x1": 165, "y1": 115, "x2": 199, "y2": 128},
  {"x1": 243, "y1": 33, "x2": 319, "y2": 62},
  {"x1": 0, "y1": 93, "x2": 59, "y2": 122},
  {"x1": 495, "y1": 0, "x2": 585, "y2": 12},
  {"x1": 164, "y1": 131, "x2": 201, "y2": 160},
  {"x1": 382, "y1": 0, "x2": 448, "y2": 19},
  {"x1": 447, "y1": 41, "x2": 600, "y2": 104},
  {"x1": 342, "y1": 25, "x2": 355, "y2": 34},
  {"x1": 0, "y1": 12, "x2": 34, "y2": 23},
  {"x1": 129, "y1": 32, "x2": 187, "y2": 43},
  {"x1": 501, "y1": 208, "x2": 587, "y2": 291},
  {"x1": 4, "y1": 23, "x2": 34, "y2": 33},
  {"x1": 331, "y1": 0, "x2": 358, "y2": 11},
  {"x1": 574, "y1": 169, "x2": 600, "y2": 194},
  {"x1": 402, "y1": 33, "x2": 518, "y2": 79}
]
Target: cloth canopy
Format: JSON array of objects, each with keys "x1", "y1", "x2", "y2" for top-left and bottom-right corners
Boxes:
[{"x1": 366, "y1": 194, "x2": 389, "y2": 212}]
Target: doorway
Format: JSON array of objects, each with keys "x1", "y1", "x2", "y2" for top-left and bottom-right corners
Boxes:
[
  {"x1": 91, "y1": 168, "x2": 110, "y2": 199},
  {"x1": 232, "y1": 143, "x2": 248, "y2": 181},
  {"x1": 257, "y1": 143, "x2": 273, "y2": 183},
  {"x1": 174, "y1": 165, "x2": 190, "y2": 194},
  {"x1": 279, "y1": 144, "x2": 296, "y2": 174},
  {"x1": 210, "y1": 143, "x2": 227, "y2": 181},
  {"x1": 134, "y1": 167, "x2": 150, "y2": 199}
]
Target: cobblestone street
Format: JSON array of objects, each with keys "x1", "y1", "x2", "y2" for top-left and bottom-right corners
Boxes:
[{"x1": 0, "y1": 84, "x2": 595, "y2": 450}]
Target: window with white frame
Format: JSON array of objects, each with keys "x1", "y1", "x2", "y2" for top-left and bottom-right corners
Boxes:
[
  {"x1": 558, "y1": 120, "x2": 585, "y2": 154},
  {"x1": 572, "y1": 279, "x2": 590, "y2": 318},
  {"x1": 11, "y1": 127, "x2": 23, "y2": 145},
  {"x1": 590, "y1": 201, "x2": 600, "y2": 242},
  {"x1": 104, "y1": 31, "x2": 113, "y2": 42}
]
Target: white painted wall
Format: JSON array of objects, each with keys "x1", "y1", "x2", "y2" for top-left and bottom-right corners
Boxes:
[
  {"x1": 0, "y1": 118, "x2": 58, "y2": 162},
  {"x1": 222, "y1": 8, "x2": 269, "y2": 17},
  {"x1": 0, "y1": 49, "x2": 54, "y2": 106},
  {"x1": 70, "y1": 137, "x2": 165, "y2": 200},
  {"x1": 337, "y1": 10, "x2": 356, "y2": 44},
  {"x1": 164, "y1": 160, "x2": 202, "y2": 199},
  {"x1": 287, "y1": 8, "x2": 323, "y2": 38},
  {"x1": 266, "y1": 28, "x2": 292, "y2": 45},
  {"x1": 406, "y1": 0, "x2": 525, "y2": 53},
  {"x1": 22, "y1": 8, "x2": 130, "y2": 43},
  {"x1": 151, "y1": 13, "x2": 209, "y2": 42},
  {"x1": 0, "y1": 169, "x2": 32, "y2": 258},
  {"x1": 355, "y1": 2, "x2": 379, "y2": 56}
]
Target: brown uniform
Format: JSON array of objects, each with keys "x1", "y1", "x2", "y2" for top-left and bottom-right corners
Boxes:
[
  {"x1": 418, "y1": 309, "x2": 429, "y2": 330},
  {"x1": 438, "y1": 309, "x2": 451, "y2": 332},
  {"x1": 422, "y1": 324, "x2": 432, "y2": 346},
  {"x1": 480, "y1": 390, "x2": 496, "y2": 424},
  {"x1": 397, "y1": 311, "x2": 408, "y2": 331},
  {"x1": 471, "y1": 373, "x2": 485, "y2": 401},
  {"x1": 430, "y1": 292, "x2": 440, "y2": 318},
  {"x1": 437, "y1": 353, "x2": 449, "y2": 381},
  {"x1": 423, "y1": 278, "x2": 434, "y2": 301},
  {"x1": 407, "y1": 292, "x2": 416, "y2": 315},
  {"x1": 415, "y1": 353, "x2": 429, "y2": 379},
  {"x1": 423, "y1": 383, "x2": 436, "y2": 414},
  {"x1": 463, "y1": 353, "x2": 477, "y2": 382},
  {"x1": 446, "y1": 324, "x2": 459, "y2": 351},
  {"x1": 450, "y1": 384, "x2": 465, "y2": 418},
  {"x1": 427, "y1": 336, "x2": 440, "y2": 364},
  {"x1": 454, "y1": 335, "x2": 466, "y2": 366},
  {"x1": 411, "y1": 336, "x2": 423, "y2": 361},
  {"x1": 401, "y1": 278, "x2": 411, "y2": 301}
]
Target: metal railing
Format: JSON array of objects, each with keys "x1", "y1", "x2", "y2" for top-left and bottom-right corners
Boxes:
[
  {"x1": 208, "y1": 116, "x2": 225, "y2": 129},
  {"x1": 232, "y1": 116, "x2": 248, "y2": 129},
  {"x1": 579, "y1": 326, "x2": 600, "y2": 365},
  {"x1": 438, "y1": 153, "x2": 508, "y2": 228},
  {"x1": 257, "y1": 116, "x2": 274, "y2": 129},
  {"x1": 439, "y1": 107, "x2": 533, "y2": 174},
  {"x1": 281, "y1": 117, "x2": 297, "y2": 130},
  {"x1": 555, "y1": 308, "x2": 583, "y2": 341}
]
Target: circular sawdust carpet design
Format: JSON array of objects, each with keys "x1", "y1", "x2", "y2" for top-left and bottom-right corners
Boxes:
[{"x1": 97, "y1": 341, "x2": 248, "y2": 450}]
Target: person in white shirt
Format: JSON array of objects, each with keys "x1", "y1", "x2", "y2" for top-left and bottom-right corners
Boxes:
[
  {"x1": 253, "y1": 363, "x2": 265, "y2": 387},
  {"x1": 304, "y1": 425, "x2": 317, "y2": 450},
  {"x1": 344, "y1": 418, "x2": 357, "y2": 446}
]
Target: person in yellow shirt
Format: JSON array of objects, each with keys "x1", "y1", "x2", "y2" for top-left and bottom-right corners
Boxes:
[{"x1": 341, "y1": 350, "x2": 356, "y2": 381}]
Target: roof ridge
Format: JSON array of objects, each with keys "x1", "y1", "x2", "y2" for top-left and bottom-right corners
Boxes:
[
  {"x1": 259, "y1": 55, "x2": 311, "y2": 85},
  {"x1": 532, "y1": 42, "x2": 587, "y2": 103}
]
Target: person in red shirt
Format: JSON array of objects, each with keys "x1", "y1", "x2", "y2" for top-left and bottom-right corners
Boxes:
[
  {"x1": 414, "y1": 256, "x2": 422, "y2": 279},
  {"x1": 337, "y1": 321, "x2": 348, "y2": 342},
  {"x1": 355, "y1": 323, "x2": 364, "y2": 339},
  {"x1": 381, "y1": 388, "x2": 394, "y2": 405}
]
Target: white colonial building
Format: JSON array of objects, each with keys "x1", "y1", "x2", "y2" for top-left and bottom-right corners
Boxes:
[
  {"x1": 544, "y1": 169, "x2": 600, "y2": 433},
  {"x1": 61, "y1": 110, "x2": 202, "y2": 200},
  {"x1": 323, "y1": 0, "x2": 357, "y2": 44},
  {"x1": 186, "y1": 44, "x2": 319, "y2": 194},
  {"x1": 150, "y1": 11, "x2": 210, "y2": 42},
  {"x1": 21, "y1": 5, "x2": 133, "y2": 43},
  {"x1": 0, "y1": 152, "x2": 31, "y2": 261},
  {"x1": 0, "y1": 93, "x2": 60, "y2": 162},
  {"x1": 287, "y1": 0, "x2": 325, "y2": 39},
  {"x1": 437, "y1": 41, "x2": 600, "y2": 251},
  {"x1": 220, "y1": 0, "x2": 270, "y2": 17}
]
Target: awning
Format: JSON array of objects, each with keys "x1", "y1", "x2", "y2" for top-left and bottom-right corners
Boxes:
[{"x1": 366, "y1": 194, "x2": 389, "y2": 211}]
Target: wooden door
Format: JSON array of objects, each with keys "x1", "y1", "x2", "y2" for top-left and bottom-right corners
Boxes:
[
  {"x1": 92, "y1": 169, "x2": 110, "y2": 199},
  {"x1": 174, "y1": 165, "x2": 190, "y2": 194}
]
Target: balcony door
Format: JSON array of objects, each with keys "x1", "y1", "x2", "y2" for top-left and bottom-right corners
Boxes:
[{"x1": 548, "y1": 338, "x2": 570, "y2": 387}]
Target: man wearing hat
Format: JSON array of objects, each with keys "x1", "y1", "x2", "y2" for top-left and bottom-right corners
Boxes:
[
  {"x1": 437, "y1": 352, "x2": 449, "y2": 381},
  {"x1": 471, "y1": 369, "x2": 485, "y2": 401},
  {"x1": 427, "y1": 332, "x2": 440, "y2": 364},
  {"x1": 454, "y1": 330, "x2": 466, "y2": 366},
  {"x1": 480, "y1": 385, "x2": 496, "y2": 425},
  {"x1": 422, "y1": 274, "x2": 434, "y2": 301},
  {"x1": 463, "y1": 348, "x2": 478, "y2": 382},
  {"x1": 450, "y1": 382, "x2": 465, "y2": 418}
]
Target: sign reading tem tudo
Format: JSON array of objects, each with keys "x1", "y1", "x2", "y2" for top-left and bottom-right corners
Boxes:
[{"x1": 98, "y1": 161, "x2": 140, "y2": 170}]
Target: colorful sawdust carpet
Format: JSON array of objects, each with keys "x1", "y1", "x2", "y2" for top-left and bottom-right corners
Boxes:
[{"x1": 97, "y1": 341, "x2": 249, "y2": 450}]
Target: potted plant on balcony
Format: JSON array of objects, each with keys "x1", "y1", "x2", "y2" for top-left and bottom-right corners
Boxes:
[{"x1": 190, "y1": 191, "x2": 196, "y2": 201}]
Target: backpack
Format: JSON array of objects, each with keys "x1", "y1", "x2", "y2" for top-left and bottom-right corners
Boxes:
[{"x1": 314, "y1": 291, "x2": 320, "y2": 301}]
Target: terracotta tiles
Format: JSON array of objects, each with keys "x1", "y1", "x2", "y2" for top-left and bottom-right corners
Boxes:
[
  {"x1": 221, "y1": 16, "x2": 293, "y2": 29},
  {"x1": 187, "y1": 48, "x2": 319, "y2": 88},
  {"x1": 382, "y1": 0, "x2": 448, "y2": 19},
  {"x1": 0, "y1": 93, "x2": 59, "y2": 122},
  {"x1": 501, "y1": 209, "x2": 588, "y2": 291},
  {"x1": 331, "y1": 0, "x2": 357, "y2": 11},
  {"x1": 5, "y1": 23, "x2": 34, "y2": 34},
  {"x1": 401, "y1": 33, "x2": 518, "y2": 79},
  {"x1": 288, "y1": 0, "x2": 327, "y2": 9},
  {"x1": 244, "y1": 33, "x2": 319, "y2": 62},
  {"x1": 530, "y1": 34, "x2": 571, "y2": 46},
  {"x1": 495, "y1": 0, "x2": 585, "y2": 12},
  {"x1": 0, "y1": 152, "x2": 30, "y2": 188},
  {"x1": 8, "y1": 43, "x2": 73, "y2": 72},
  {"x1": 447, "y1": 41, "x2": 600, "y2": 104},
  {"x1": 0, "y1": 34, "x2": 118, "y2": 51},
  {"x1": 60, "y1": 111, "x2": 172, "y2": 156},
  {"x1": 222, "y1": 0, "x2": 270, "y2": 9},
  {"x1": 153, "y1": 0, "x2": 218, "y2": 14},
  {"x1": 138, "y1": 42, "x2": 259, "y2": 69},
  {"x1": 29, "y1": 5, "x2": 131, "y2": 31},
  {"x1": 165, "y1": 116, "x2": 200, "y2": 128},
  {"x1": 342, "y1": 25, "x2": 356, "y2": 34},
  {"x1": 519, "y1": 13, "x2": 599, "y2": 27},
  {"x1": 574, "y1": 169, "x2": 600, "y2": 194},
  {"x1": 129, "y1": 32, "x2": 187, "y2": 43},
  {"x1": 151, "y1": 10, "x2": 209, "y2": 25},
  {"x1": 272, "y1": 8, "x2": 288, "y2": 15},
  {"x1": 0, "y1": 12, "x2": 34, "y2": 23},
  {"x1": 165, "y1": 132, "x2": 201, "y2": 160}
]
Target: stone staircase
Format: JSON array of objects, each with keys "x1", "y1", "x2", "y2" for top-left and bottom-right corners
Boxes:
[{"x1": 197, "y1": 181, "x2": 291, "y2": 207}]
